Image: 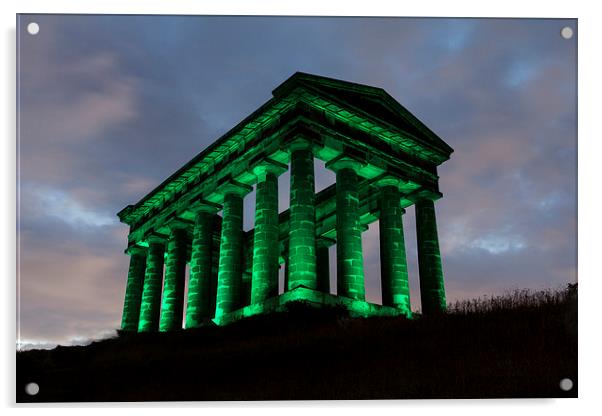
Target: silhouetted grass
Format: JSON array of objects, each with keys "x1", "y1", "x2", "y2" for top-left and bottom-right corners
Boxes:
[
  {"x1": 17, "y1": 284, "x2": 577, "y2": 402},
  {"x1": 448, "y1": 284, "x2": 577, "y2": 314}
]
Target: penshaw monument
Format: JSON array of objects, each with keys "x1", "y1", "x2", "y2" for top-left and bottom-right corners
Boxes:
[{"x1": 117, "y1": 73, "x2": 454, "y2": 332}]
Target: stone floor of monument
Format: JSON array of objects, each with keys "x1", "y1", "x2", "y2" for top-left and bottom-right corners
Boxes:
[{"x1": 215, "y1": 287, "x2": 408, "y2": 326}]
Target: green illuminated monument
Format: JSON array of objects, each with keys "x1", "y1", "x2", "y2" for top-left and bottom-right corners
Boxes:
[{"x1": 118, "y1": 73, "x2": 453, "y2": 331}]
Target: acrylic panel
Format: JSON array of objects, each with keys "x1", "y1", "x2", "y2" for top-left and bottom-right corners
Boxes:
[{"x1": 16, "y1": 14, "x2": 577, "y2": 402}]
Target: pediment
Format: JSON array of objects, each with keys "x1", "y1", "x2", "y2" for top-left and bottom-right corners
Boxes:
[{"x1": 273, "y1": 72, "x2": 453, "y2": 157}]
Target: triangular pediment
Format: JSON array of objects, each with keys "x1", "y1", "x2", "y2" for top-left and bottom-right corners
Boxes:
[{"x1": 273, "y1": 72, "x2": 453, "y2": 156}]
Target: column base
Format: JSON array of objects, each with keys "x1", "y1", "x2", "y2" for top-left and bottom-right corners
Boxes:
[{"x1": 213, "y1": 287, "x2": 412, "y2": 326}]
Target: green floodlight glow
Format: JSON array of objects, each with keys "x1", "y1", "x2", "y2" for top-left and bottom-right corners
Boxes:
[
  {"x1": 159, "y1": 227, "x2": 188, "y2": 332},
  {"x1": 118, "y1": 73, "x2": 452, "y2": 331},
  {"x1": 251, "y1": 170, "x2": 280, "y2": 304},
  {"x1": 215, "y1": 192, "x2": 245, "y2": 319},
  {"x1": 287, "y1": 141, "x2": 318, "y2": 291},
  {"x1": 378, "y1": 185, "x2": 411, "y2": 315},
  {"x1": 214, "y1": 287, "x2": 409, "y2": 326},
  {"x1": 120, "y1": 248, "x2": 146, "y2": 331},
  {"x1": 185, "y1": 209, "x2": 216, "y2": 328},
  {"x1": 137, "y1": 240, "x2": 165, "y2": 332},
  {"x1": 297, "y1": 90, "x2": 442, "y2": 163},
  {"x1": 325, "y1": 156, "x2": 366, "y2": 301}
]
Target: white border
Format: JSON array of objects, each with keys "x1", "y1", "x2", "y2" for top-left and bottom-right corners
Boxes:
[
  {"x1": 6, "y1": 0, "x2": 586, "y2": 18},
  {"x1": 3, "y1": 0, "x2": 600, "y2": 414}
]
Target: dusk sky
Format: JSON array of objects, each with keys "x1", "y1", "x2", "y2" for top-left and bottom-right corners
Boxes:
[{"x1": 17, "y1": 15, "x2": 577, "y2": 346}]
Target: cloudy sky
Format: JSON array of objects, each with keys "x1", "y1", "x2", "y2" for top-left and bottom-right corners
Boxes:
[{"x1": 17, "y1": 15, "x2": 576, "y2": 346}]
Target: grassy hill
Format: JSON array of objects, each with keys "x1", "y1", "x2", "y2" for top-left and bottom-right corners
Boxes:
[{"x1": 17, "y1": 285, "x2": 577, "y2": 402}]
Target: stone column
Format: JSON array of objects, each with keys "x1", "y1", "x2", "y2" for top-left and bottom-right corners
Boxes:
[
  {"x1": 316, "y1": 238, "x2": 333, "y2": 293},
  {"x1": 215, "y1": 182, "x2": 252, "y2": 318},
  {"x1": 209, "y1": 226, "x2": 220, "y2": 318},
  {"x1": 241, "y1": 271, "x2": 252, "y2": 307},
  {"x1": 327, "y1": 156, "x2": 365, "y2": 300},
  {"x1": 159, "y1": 222, "x2": 189, "y2": 332},
  {"x1": 283, "y1": 239, "x2": 290, "y2": 292},
  {"x1": 138, "y1": 236, "x2": 166, "y2": 332},
  {"x1": 186, "y1": 205, "x2": 219, "y2": 329},
  {"x1": 120, "y1": 246, "x2": 147, "y2": 331},
  {"x1": 251, "y1": 161, "x2": 287, "y2": 304},
  {"x1": 287, "y1": 138, "x2": 317, "y2": 290},
  {"x1": 378, "y1": 181, "x2": 411, "y2": 315},
  {"x1": 415, "y1": 197, "x2": 446, "y2": 314}
]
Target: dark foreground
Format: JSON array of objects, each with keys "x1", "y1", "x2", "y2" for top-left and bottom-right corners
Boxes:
[{"x1": 17, "y1": 287, "x2": 577, "y2": 402}]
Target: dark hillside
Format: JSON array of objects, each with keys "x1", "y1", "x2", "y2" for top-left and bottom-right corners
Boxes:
[{"x1": 17, "y1": 285, "x2": 577, "y2": 402}]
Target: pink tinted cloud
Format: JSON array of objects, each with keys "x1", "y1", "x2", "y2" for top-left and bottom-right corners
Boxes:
[{"x1": 19, "y1": 235, "x2": 128, "y2": 343}]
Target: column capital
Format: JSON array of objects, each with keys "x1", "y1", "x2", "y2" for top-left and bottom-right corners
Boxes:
[
  {"x1": 125, "y1": 244, "x2": 147, "y2": 256},
  {"x1": 165, "y1": 218, "x2": 191, "y2": 232},
  {"x1": 375, "y1": 177, "x2": 407, "y2": 216},
  {"x1": 372, "y1": 174, "x2": 409, "y2": 190},
  {"x1": 187, "y1": 199, "x2": 222, "y2": 215},
  {"x1": 325, "y1": 155, "x2": 365, "y2": 174},
  {"x1": 281, "y1": 132, "x2": 324, "y2": 154},
  {"x1": 211, "y1": 179, "x2": 253, "y2": 204},
  {"x1": 145, "y1": 233, "x2": 168, "y2": 246},
  {"x1": 288, "y1": 136, "x2": 313, "y2": 152},
  {"x1": 251, "y1": 158, "x2": 288, "y2": 181},
  {"x1": 223, "y1": 180, "x2": 253, "y2": 197},
  {"x1": 316, "y1": 236, "x2": 336, "y2": 248},
  {"x1": 409, "y1": 189, "x2": 443, "y2": 204}
]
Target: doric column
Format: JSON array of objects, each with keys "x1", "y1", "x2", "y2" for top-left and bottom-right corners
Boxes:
[
  {"x1": 283, "y1": 239, "x2": 290, "y2": 292},
  {"x1": 186, "y1": 204, "x2": 220, "y2": 329},
  {"x1": 415, "y1": 197, "x2": 446, "y2": 314},
  {"x1": 159, "y1": 222, "x2": 189, "y2": 332},
  {"x1": 120, "y1": 245, "x2": 147, "y2": 331},
  {"x1": 316, "y1": 237, "x2": 334, "y2": 293},
  {"x1": 209, "y1": 225, "x2": 220, "y2": 318},
  {"x1": 251, "y1": 160, "x2": 287, "y2": 304},
  {"x1": 287, "y1": 138, "x2": 317, "y2": 290},
  {"x1": 138, "y1": 236, "x2": 166, "y2": 332},
  {"x1": 377, "y1": 180, "x2": 411, "y2": 315},
  {"x1": 327, "y1": 156, "x2": 365, "y2": 300},
  {"x1": 215, "y1": 182, "x2": 252, "y2": 318}
]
